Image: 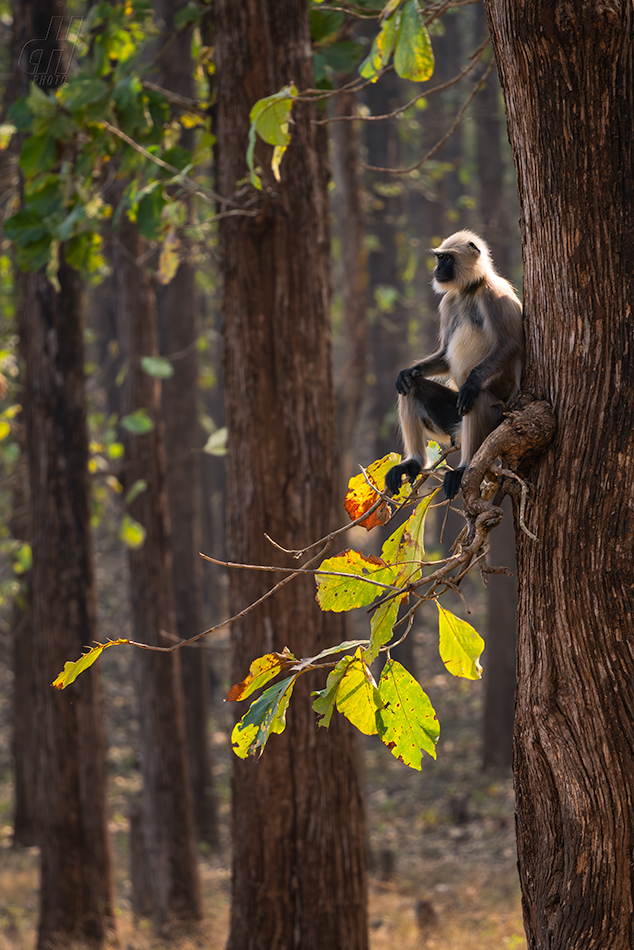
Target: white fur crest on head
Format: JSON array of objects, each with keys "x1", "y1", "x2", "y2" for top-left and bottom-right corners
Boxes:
[
  {"x1": 431, "y1": 230, "x2": 493, "y2": 292},
  {"x1": 432, "y1": 230, "x2": 492, "y2": 265}
]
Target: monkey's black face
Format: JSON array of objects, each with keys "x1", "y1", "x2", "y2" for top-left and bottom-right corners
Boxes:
[{"x1": 434, "y1": 253, "x2": 454, "y2": 283}]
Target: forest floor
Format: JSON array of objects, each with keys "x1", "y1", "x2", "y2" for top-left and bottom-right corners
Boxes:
[{"x1": 0, "y1": 539, "x2": 525, "y2": 950}]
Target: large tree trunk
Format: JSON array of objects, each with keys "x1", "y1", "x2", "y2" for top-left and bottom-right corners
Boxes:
[
  {"x1": 485, "y1": 3, "x2": 634, "y2": 947},
  {"x1": 215, "y1": 3, "x2": 368, "y2": 948},
  {"x1": 20, "y1": 263, "x2": 114, "y2": 948},
  {"x1": 114, "y1": 216, "x2": 202, "y2": 933}
]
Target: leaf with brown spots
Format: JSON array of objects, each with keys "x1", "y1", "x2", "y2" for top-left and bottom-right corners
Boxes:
[{"x1": 377, "y1": 658, "x2": 440, "y2": 769}]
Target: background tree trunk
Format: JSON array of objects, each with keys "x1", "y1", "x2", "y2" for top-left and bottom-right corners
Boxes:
[
  {"x1": 153, "y1": 0, "x2": 218, "y2": 851},
  {"x1": 485, "y1": 3, "x2": 634, "y2": 946},
  {"x1": 115, "y1": 216, "x2": 202, "y2": 934},
  {"x1": 10, "y1": 0, "x2": 114, "y2": 941},
  {"x1": 474, "y1": 7, "x2": 518, "y2": 770},
  {"x1": 332, "y1": 84, "x2": 368, "y2": 490},
  {"x1": 215, "y1": 3, "x2": 368, "y2": 948},
  {"x1": 20, "y1": 262, "x2": 114, "y2": 948}
]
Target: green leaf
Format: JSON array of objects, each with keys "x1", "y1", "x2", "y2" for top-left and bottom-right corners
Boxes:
[
  {"x1": 226, "y1": 648, "x2": 298, "y2": 702},
  {"x1": 377, "y1": 658, "x2": 440, "y2": 769},
  {"x1": 140, "y1": 355, "x2": 174, "y2": 379},
  {"x1": 3, "y1": 209, "x2": 49, "y2": 246},
  {"x1": 315, "y1": 549, "x2": 399, "y2": 612},
  {"x1": 12, "y1": 542, "x2": 32, "y2": 575},
  {"x1": 358, "y1": 13, "x2": 398, "y2": 80},
  {"x1": 8, "y1": 97, "x2": 34, "y2": 132},
  {"x1": 312, "y1": 655, "x2": 354, "y2": 728},
  {"x1": 335, "y1": 649, "x2": 383, "y2": 735},
  {"x1": 120, "y1": 408, "x2": 154, "y2": 434},
  {"x1": 368, "y1": 596, "x2": 400, "y2": 661},
  {"x1": 136, "y1": 189, "x2": 165, "y2": 241},
  {"x1": 394, "y1": 1, "x2": 434, "y2": 82},
  {"x1": 65, "y1": 232, "x2": 108, "y2": 278},
  {"x1": 124, "y1": 478, "x2": 147, "y2": 505},
  {"x1": 249, "y1": 84, "x2": 298, "y2": 146},
  {"x1": 231, "y1": 676, "x2": 297, "y2": 758},
  {"x1": 58, "y1": 77, "x2": 109, "y2": 111},
  {"x1": 380, "y1": 487, "x2": 440, "y2": 583},
  {"x1": 437, "y1": 603, "x2": 484, "y2": 680},
  {"x1": 19, "y1": 134, "x2": 57, "y2": 176},
  {"x1": 119, "y1": 514, "x2": 146, "y2": 549},
  {"x1": 26, "y1": 84, "x2": 57, "y2": 119},
  {"x1": 246, "y1": 84, "x2": 298, "y2": 187}
]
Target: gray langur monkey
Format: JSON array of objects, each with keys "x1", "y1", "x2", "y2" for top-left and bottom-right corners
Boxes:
[{"x1": 385, "y1": 230, "x2": 523, "y2": 500}]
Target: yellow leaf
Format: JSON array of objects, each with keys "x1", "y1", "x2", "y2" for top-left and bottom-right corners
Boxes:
[{"x1": 52, "y1": 639, "x2": 130, "y2": 689}]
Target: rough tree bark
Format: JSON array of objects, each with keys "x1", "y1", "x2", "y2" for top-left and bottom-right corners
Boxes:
[
  {"x1": 20, "y1": 264, "x2": 115, "y2": 948},
  {"x1": 484, "y1": 3, "x2": 634, "y2": 947},
  {"x1": 115, "y1": 216, "x2": 202, "y2": 933},
  {"x1": 215, "y1": 3, "x2": 368, "y2": 948},
  {"x1": 11, "y1": 0, "x2": 114, "y2": 942}
]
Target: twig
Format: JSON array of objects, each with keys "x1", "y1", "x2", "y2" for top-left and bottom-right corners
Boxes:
[
  {"x1": 199, "y1": 552, "x2": 406, "y2": 596},
  {"x1": 100, "y1": 119, "x2": 258, "y2": 212}
]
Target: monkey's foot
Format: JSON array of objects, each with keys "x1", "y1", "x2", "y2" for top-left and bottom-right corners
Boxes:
[
  {"x1": 385, "y1": 459, "x2": 422, "y2": 496},
  {"x1": 443, "y1": 466, "x2": 465, "y2": 499}
]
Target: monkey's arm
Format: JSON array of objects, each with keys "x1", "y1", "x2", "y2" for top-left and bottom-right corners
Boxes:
[
  {"x1": 395, "y1": 349, "x2": 450, "y2": 395},
  {"x1": 456, "y1": 296, "x2": 523, "y2": 415}
]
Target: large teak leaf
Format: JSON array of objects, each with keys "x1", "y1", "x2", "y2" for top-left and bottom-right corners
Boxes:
[{"x1": 377, "y1": 658, "x2": 440, "y2": 769}]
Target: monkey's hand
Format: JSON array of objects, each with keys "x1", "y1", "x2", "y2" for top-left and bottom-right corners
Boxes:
[
  {"x1": 457, "y1": 375, "x2": 481, "y2": 415},
  {"x1": 395, "y1": 366, "x2": 422, "y2": 396}
]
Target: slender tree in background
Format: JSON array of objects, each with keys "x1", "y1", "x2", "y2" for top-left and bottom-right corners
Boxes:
[
  {"x1": 10, "y1": 1, "x2": 114, "y2": 944},
  {"x1": 485, "y1": 2, "x2": 634, "y2": 945},
  {"x1": 474, "y1": 7, "x2": 518, "y2": 770},
  {"x1": 331, "y1": 82, "x2": 368, "y2": 490},
  {"x1": 114, "y1": 214, "x2": 202, "y2": 933},
  {"x1": 215, "y1": 2, "x2": 368, "y2": 947},
  {"x1": 153, "y1": 0, "x2": 218, "y2": 850}
]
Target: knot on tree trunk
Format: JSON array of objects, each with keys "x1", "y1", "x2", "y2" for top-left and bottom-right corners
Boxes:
[{"x1": 460, "y1": 397, "x2": 556, "y2": 547}]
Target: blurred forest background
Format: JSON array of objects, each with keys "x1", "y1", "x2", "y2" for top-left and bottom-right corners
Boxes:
[{"x1": 0, "y1": 0, "x2": 527, "y2": 947}]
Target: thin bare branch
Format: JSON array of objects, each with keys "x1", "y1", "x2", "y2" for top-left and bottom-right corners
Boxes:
[
  {"x1": 362, "y1": 60, "x2": 495, "y2": 174},
  {"x1": 315, "y1": 38, "x2": 489, "y2": 127}
]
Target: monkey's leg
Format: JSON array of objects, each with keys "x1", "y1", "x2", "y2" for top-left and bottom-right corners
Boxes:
[
  {"x1": 443, "y1": 392, "x2": 504, "y2": 499},
  {"x1": 386, "y1": 378, "x2": 461, "y2": 495}
]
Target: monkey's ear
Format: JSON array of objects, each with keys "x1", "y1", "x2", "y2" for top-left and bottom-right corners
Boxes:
[{"x1": 468, "y1": 241, "x2": 481, "y2": 256}]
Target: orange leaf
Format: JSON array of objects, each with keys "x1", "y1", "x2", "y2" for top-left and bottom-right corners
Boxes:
[{"x1": 344, "y1": 453, "x2": 402, "y2": 529}]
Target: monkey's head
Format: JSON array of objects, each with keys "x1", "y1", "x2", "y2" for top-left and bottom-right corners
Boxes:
[{"x1": 431, "y1": 230, "x2": 492, "y2": 293}]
